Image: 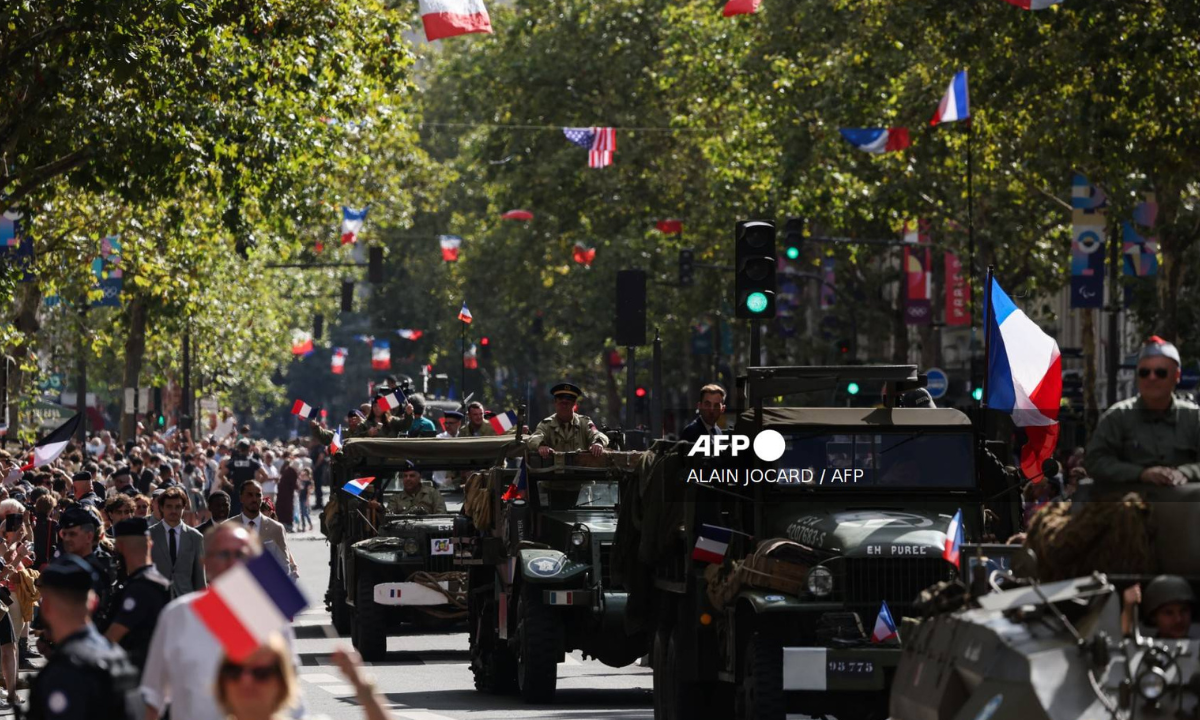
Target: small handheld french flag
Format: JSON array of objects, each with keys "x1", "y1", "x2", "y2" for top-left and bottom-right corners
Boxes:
[
  {"x1": 191, "y1": 553, "x2": 308, "y2": 661},
  {"x1": 501, "y1": 459, "x2": 528, "y2": 502},
  {"x1": 329, "y1": 426, "x2": 343, "y2": 455},
  {"x1": 871, "y1": 601, "x2": 899, "y2": 643},
  {"x1": 291, "y1": 399, "x2": 320, "y2": 421},
  {"x1": 943, "y1": 509, "x2": 964, "y2": 566},
  {"x1": 692, "y1": 524, "x2": 732, "y2": 564},
  {"x1": 488, "y1": 410, "x2": 518, "y2": 434},
  {"x1": 342, "y1": 476, "x2": 376, "y2": 497},
  {"x1": 930, "y1": 70, "x2": 970, "y2": 126},
  {"x1": 377, "y1": 388, "x2": 406, "y2": 412}
]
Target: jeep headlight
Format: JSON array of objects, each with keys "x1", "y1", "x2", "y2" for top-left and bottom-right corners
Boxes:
[
  {"x1": 1137, "y1": 667, "x2": 1167, "y2": 701},
  {"x1": 807, "y1": 566, "x2": 833, "y2": 598},
  {"x1": 403, "y1": 538, "x2": 419, "y2": 556},
  {"x1": 570, "y1": 524, "x2": 590, "y2": 547}
]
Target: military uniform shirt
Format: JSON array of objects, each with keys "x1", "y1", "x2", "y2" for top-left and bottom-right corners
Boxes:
[
  {"x1": 526, "y1": 413, "x2": 609, "y2": 453},
  {"x1": 108, "y1": 565, "x2": 171, "y2": 672},
  {"x1": 28, "y1": 625, "x2": 139, "y2": 720},
  {"x1": 83, "y1": 548, "x2": 118, "y2": 633},
  {"x1": 1085, "y1": 395, "x2": 1200, "y2": 483},
  {"x1": 463, "y1": 422, "x2": 496, "y2": 437},
  {"x1": 386, "y1": 485, "x2": 447, "y2": 514}
]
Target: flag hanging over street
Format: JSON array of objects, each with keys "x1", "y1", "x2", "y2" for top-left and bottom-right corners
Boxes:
[
  {"x1": 943, "y1": 509, "x2": 964, "y2": 566},
  {"x1": 930, "y1": 70, "x2": 971, "y2": 126},
  {"x1": 439, "y1": 235, "x2": 463, "y2": 262},
  {"x1": 19, "y1": 413, "x2": 81, "y2": 470},
  {"x1": 501, "y1": 209, "x2": 533, "y2": 221},
  {"x1": 839, "y1": 127, "x2": 911, "y2": 154},
  {"x1": 562, "y1": 127, "x2": 616, "y2": 168},
  {"x1": 458, "y1": 302, "x2": 473, "y2": 324},
  {"x1": 691, "y1": 524, "x2": 732, "y2": 564},
  {"x1": 354, "y1": 334, "x2": 374, "y2": 345},
  {"x1": 331, "y1": 348, "x2": 347, "y2": 375},
  {"x1": 290, "y1": 400, "x2": 320, "y2": 421},
  {"x1": 341, "y1": 206, "x2": 368, "y2": 245},
  {"x1": 987, "y1": 276, "x2": 1062, "y2": 480},
  {"x1": 464, "y1": 343, "x2": 478, "y2": 370},
  {"x1": 371, "y1": 340, "x2": 392, "y2": 370},
  {"x1": 397, "y1": 329, "x2": 424, "y2": 340},
  {"x1": 723, "y1": 0, "x2": 761, "y2": 16},
  {"x1": 377, "y1": 388, "x2": 406, "y2": 412},
  {"x1": 342, "y1": 476, "x2": 376, "y2": 497},
  {"x1": 191, "y1": 553, "x2": 308, "y2": 662},
  {"x1": 418, "y1": 0, "x2": 493, "y2": 42},
  {"x1": 871, "y1": 601, "x2": 899, "y2": 643},
  {"x1": 572, "y1": 242, "x2": 596, "y2": 267},
  {"x1": 291, "y1": 331, "x2": 314, "y2": 357},
  {"x1": 1004, "y1": 0, "x2": 1062, "y2": 8},
  {"x1": 488, "y1": 410, "x2": 518, "y2": 434},
  {"x1": 330, "y1": 426, "x2": 343, "y2": 455},
  {"x1": 655, "y1": 219, "x2": 684, "y2": 235}
]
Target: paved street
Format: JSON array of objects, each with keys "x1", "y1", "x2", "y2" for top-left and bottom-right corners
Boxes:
[{"x1": 288, "y1": 530, "x2": 654, "y2": 720}]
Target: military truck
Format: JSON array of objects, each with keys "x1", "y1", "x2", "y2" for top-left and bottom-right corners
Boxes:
[
  {"x1": 614, "y1": 365, "x2": 1021, "y2": 720},
  {"x1": 454, "y1": 451, "x2": 650, "y2": 703},
  {"x1": 327, "y1": 436, "x2": 522, "y2": 660}
]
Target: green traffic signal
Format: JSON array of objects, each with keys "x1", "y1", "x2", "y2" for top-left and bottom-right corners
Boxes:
[
  {"x1": 847, "y1": 382, "x2": 860, "y2": 396},
  {"x1": 972, "y1": 387, "x2": 984, "y2": 402},
  {"x1": 785, "y1": 246, "x2": 800, "y2": 260},
  {"x1": 745, "y1": 292, "x2": 769, "y2": 314}
]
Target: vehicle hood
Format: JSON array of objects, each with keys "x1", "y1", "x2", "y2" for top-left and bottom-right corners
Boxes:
[
  {"x1": 771, "y1": 507, "x2": 957, "y2": 559},
  {"x1": 381, "y1": 515, "x2": 455, "y2": 538},
  {"x1": 541, "y1": 511, "x2": 618, "y2": 539}
]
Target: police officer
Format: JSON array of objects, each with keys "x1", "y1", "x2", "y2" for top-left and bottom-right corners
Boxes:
[
  {"x1": 220, "y1": 439, "x2": 268, "y2": 516},
  {"x1": 58, "y1": 506, "x2": 118, "y2": 632},
  {"x1": 371, "y1": 463, "x2": 446, "y2": 515},
  {"x1": 104, "y1": 517, "x2": 170, "y2": 673},
  {"x1": 526, "y1": 383, "x2": 608, "y2": 457},
  {"x1": 1086, "y1": 336, "x2": 1200, "y2": 485},
  {"x1": 27, "y1": 555, "x2": 139, "y2": 720},
  {"x1": 71, "y1": 472, "x2": 102, "y2": 510}
]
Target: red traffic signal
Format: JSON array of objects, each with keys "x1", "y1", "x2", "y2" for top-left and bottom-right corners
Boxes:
[
  {"x1": 635, "y1": 387, "x2": 647, "y2": 398},
  {"x1": 480, "y1": 336, "x2": 490, "y2": 346}
]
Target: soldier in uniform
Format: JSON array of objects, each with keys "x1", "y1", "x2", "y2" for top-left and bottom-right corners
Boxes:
[
  {"x1": 526, "y1": 383, "x2": 609, "y2": 458},
  {"x1": 370, "y1": 463, "x2": 446, "y2": 515},
  {"x1": 463, "y1": 402, "x2": 497, "y2": 437},
  {"x1": 104, "y1": 517, "x2": 170, "y2": 673},
  {"x1": 1086, "y1": 336, "x2": 1200, "y2": 485},
  {"x1": 72, "y1": 472, "x2": 102, "y2": 510},
  {"x1": 311, "y1": 409, "x2": 370, "y2": 446},
  {"x1": 58, "y1": 506, "x2": 117, "y2": 633},
  {"x1": 27, "y1": 555, "x2": 140, "y2": 720}
]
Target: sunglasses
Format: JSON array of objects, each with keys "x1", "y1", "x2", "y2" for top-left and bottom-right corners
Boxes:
[
  {"x1": 1138, "y1": 367, "x2": 1171, "y2": 379},
  {"x1": 220, "y1": 663, "x2": 281, "y2": 682}
]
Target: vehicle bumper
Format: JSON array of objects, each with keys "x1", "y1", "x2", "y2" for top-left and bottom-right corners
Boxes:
[
  {"x1": 373, "y1": 581, "x2": 456, "y2": 606},
  {"x1": 781, "y1": 646, "x2": 900, "y2": 691}
]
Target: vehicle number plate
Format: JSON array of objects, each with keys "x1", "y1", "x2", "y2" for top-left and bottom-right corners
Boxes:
[{"x1": 827, "y1": 660, "x2": 874, "y2": 677}]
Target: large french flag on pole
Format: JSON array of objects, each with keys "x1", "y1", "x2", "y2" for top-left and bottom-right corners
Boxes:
[
  {"x1": 20, "y1": 414, "x2": 81, "y2": 470},
  {"x1": 191, "y1": 554, "x2": 308, "y2": 661},
  {"x1": 987, "y1": 276, "x2": 1062, "y2": 480},
  {"x1": 419, "y1": 0, "x2": 493, "y2": 42},
  {"x1": 930, "y1": 70, "x2": 971, "y2": 126}
]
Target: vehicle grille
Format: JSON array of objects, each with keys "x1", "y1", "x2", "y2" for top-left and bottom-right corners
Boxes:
[
  {"x1": 424, "y1": 529, "x2": 456, "y2": 573},
  {"x1": 840, "y1": 558, "x2": 957, "y2": 615},
  {"x1": 599, "y1": 542, "x2": 615, "y2": 589}
]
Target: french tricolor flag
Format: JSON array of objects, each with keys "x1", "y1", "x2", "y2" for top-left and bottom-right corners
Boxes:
[
  {"x1": 330, "y1": 426, "x2": 343, "y2": 455},
  {"x1": 419, "y1": 0, "x2": 493, "y2": 42},
  {"x1": 943, "y1": 509, "x2": 964, "y2": 566},
  {"x1": 439, "y1": 235, "x2": 462, "y2": 262},
  {"x1": 488, "y1": 410, "x2": 518, "y2": 434},
  {"x1": 871, "y1": 601, "x2": 899, "y2": 643},
  {"x1": 691, "y1": 524, "x2": 732, "y2": 564},
  {"x1": 331, "y1": 348, "x2": 347, "y2": 375},
  {"x1": 191, "y1": 554, "x2": 308, "y2": 661},
  {"x1": 987, "y1": 277, "x2": 1062, "y2": 480},
  {"x1": 342, "y1": 476, "x2": 376, "y2": 497},
  {"x1": 377, "y1": 388, "x2": 406, "y2": 412},
  {"x1": 291, "y1": 399, "x2": 320, "y2": 421},
  {"x1": 341, "y1": 206, "x2": 368, "y2": 245},
  {"x1": 371, "y1": 340, "x2": 391, "y2": 371},
  {"x1": 930, "y1": 70, "x2": 971, "y2": 126},
  {"x1": 458, "y1": 302, "x2": 473, "y2": 324},
  {"x1": 839, "y1": 127, "x2": 911, "y2": 154},
  {"x1": 397, "y1": 329, "x2": 424, "y2": 341}
]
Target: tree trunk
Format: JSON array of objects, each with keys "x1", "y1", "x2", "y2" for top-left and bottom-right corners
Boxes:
[
  {"x1": 119, "y1": 294, "x2": 148, "y2": 442},
  {"x1": 1082, "y1": 309, "x2": 1099, "y2": 432},
  {"x1": 3, "y1": 283, "x2": 43, "y2": 438}
]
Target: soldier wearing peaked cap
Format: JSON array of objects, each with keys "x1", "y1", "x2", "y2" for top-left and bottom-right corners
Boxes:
[
  {"x1": 1086, "y1": 336, "x2": 1200, "y2": 486},
  {"x1": 104, "y1": 518, "x2": 170, "y2": 674},
  {"x1": 526, "y1": 383, "x2": 609, "y2": 458}
]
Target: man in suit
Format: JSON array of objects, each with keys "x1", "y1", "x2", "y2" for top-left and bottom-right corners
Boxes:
[
  {"x1": 681, "y1": 383, "x2": 727, "y2": 442},
  {"x1": 225, "y1": 480, "x2": 299, "y2": 578},
  {"x1": 149, "y1": 486, "x2": 207, "y2": 598}
]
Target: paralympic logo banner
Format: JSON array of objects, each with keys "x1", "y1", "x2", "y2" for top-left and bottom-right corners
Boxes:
[{"x1": 1070, "y1": 173, "x2": 1106, "y2": 309}]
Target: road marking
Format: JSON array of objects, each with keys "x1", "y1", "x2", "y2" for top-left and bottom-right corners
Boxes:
[
  {"x1": 317, "y1": 684, "x2": 356, "y2": 696},
  {"x1": 299, "y1": 673, "x2": 340, "y2": 684},
  {"x1": 394, "y1": 713, "x2": 459, "y2": 720}
]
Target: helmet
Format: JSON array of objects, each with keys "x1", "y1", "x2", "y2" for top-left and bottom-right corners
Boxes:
[{"x1": 1142, "y1": 575, "x2": 1196, "y2": 619}]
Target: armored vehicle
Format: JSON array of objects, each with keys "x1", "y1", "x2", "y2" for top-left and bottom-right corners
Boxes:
[
  {"x1": 327, "y1": 436, "x2": 521, "y2": 660},
  {"x1": 614, "y1": 365, "x2": 1021, "y2": 720},
  {"x1": 454, "y1": 451, "x2": 650, "y2": 703}
]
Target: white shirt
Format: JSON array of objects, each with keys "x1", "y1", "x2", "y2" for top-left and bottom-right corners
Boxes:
[
  {"x1": 140, "y1": 591, "x2": 305, "y2": 720},
  {"x1": 164, "y1": 522, "x2": 182, "y2": 549}
]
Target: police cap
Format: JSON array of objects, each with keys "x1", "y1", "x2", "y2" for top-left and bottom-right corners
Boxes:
[
  {"x1": 1143, "y1": 575, "x2": 1196, "y2": 619},
  {"x1": 443, "y1": 410, "x2": 464, "y2": 421},
  {"x1": 111, "y1": 466, "x2": 132, "y2": 479},
  {"x1": 1139, "y1": 336, "x2": 1182, "y2": 366},
  {"x1": 114, "y1": 517, "x2": 151, "y2": 538},
  {"x1": 59, "y1": 505, "x2": 100, "y2": 530},
  {"x1": 550, "y1": 382, "x2": 583, "y2": 400},
  {"x1": 119, "y1": 486, "x2": 140, "y2": 498},
  {"x1": 37, "y1": 555, "x2": 97, "y2": 593},
  {"x1": 72, "y1": 471, "x2": 92, "y2": 484}
]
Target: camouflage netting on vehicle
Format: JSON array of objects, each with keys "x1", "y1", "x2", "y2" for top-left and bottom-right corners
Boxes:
[{"x1": 1023, "y1": 493, "x2": 1155, "y2": 582}]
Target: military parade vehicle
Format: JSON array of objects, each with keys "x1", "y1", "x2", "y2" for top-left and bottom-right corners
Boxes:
[
  {"x1": 454, "y1": 449, "x2": 650, "y2": 703},
  {"x1": 613, "y1": 365, "x2": 1023, "y2": 720},
  {"x1": 326, "y1": 436, "x2": 522, "y2": 660}
]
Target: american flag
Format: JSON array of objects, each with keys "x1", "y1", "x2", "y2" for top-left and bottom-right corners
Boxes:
[{"x1": 563, "y1": 127, "x2": 616, "y2": 168}]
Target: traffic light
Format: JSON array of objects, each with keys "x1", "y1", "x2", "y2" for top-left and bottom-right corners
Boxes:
[
  {"x1": 837, "y1": 339, "x2": 851, "y2": 356},
  {"x1": 368, "y1": 246, "x2": 383, "y2": 284},
  {"x1": 479, "y1": 337, "x2": 491, "y2": 364},
  {"x1": 313, "y1": 313, "x2": 324, "y2": 341},
  {"x1": 635, "y1": 386, "x2": 647, "y2": 398},
  {"x1": 783, "y1": 217, "x2": 804, "y2": 260},
  {"x1": 734, "y1": 220, "x2": 776, "y2": 319},
  {"x1": 679, "y1": 249, "x2": 695, "y2": 287},
  {"x1": 153, "y1": 387, "x2": 165, "y2": 427},
  {"x1": 341, "y1": 280, "x2": 354, "y2": 313},
  {"x1": 847, "y1": 382, "x2": 861, "y2": 396},
  {"x1": 972, "y1": 387, "x2": 984, "y2": 402}
]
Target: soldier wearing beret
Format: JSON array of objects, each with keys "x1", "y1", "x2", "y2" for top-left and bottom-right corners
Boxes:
[
  {"x1": 370, "y1": 462, "x2": 447, "y2": 515},
  {"x1": 105, "y1": 518, "x2": 170, "y2": 673},
  {"x1": 1086, "y1": 336, "x2": 1200, "y2": 485},
  {"x1": 27, "y1": 556, "x2": 140, "y2": 720},
  {"x1": 526, "y1": 383, "x2": 609, "y2": 458},
  {"x1": 58, "y1": 506, "x2": 118, "y2": 632},
  {"x1": 71, "y1": 472, "x2": 101, "y2": 510}
]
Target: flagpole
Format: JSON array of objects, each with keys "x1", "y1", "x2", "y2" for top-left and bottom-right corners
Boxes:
[
  {"x1": 983, "y1": 265, "x2": 993, "y2": 409},
  {"x1": 966, "y1": 118, "x2": 976, "y2": 321},
  {"x1": 461, "y1": 321, "x2": 466, "y2": 403}
]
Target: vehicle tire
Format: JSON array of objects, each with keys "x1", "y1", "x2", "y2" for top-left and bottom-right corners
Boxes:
[
  {"x1": 738, "y1": 632, "x2": 785, "y2": 720},
  {"x1": 330, "y1": 553, "x2": 351, "y2": 636},
  {"x1": 657, "y1": 624, "x2": 705, "y2": 720},
  {"x1": 471, "y1": 599, "x2": 517, "y2": 693},
  {"x1": 354, "y1": 563, "x2": 387, "y2": 661},
  {"x1": 516, "y1": 587, "x2": 560, "y2": 703}
]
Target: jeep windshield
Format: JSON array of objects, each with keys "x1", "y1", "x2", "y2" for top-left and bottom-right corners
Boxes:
[
  {"x1": 768, "y1": 431, "x2": 975, "y2": 489},
  {"x1": 536, "y1": 479, "x2": 619, "y2": 510}
]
